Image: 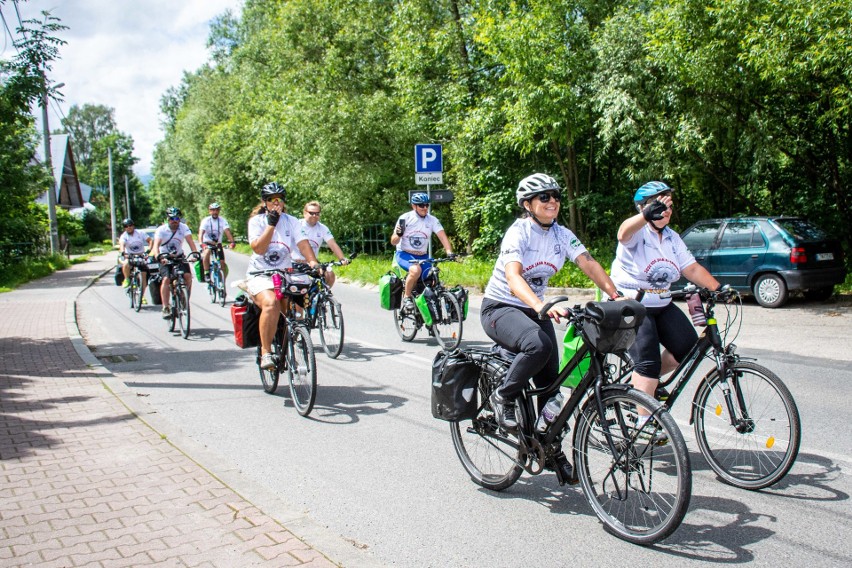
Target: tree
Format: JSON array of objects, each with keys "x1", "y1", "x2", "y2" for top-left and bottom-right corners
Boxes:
[{"x1": 60, "y1": 103, "x2": 117, "y2": 176}]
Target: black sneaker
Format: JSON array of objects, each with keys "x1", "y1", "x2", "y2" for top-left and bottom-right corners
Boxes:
[
  {"x1": 489, "y1": 390, "x2": 518, "y2": 431},
  {"x1": 655, "y1": 385, "x2": 670, "y2": 402},
  {"x1": 548, "y1": 451, "x2": 578, "y2": 486}
]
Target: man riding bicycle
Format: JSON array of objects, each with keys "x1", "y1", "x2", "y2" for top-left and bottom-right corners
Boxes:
[
  {"x1": 291, "y1": 200, "x2": 350, "y2": 287},
  {"x1": 390, "y1": 193, "x2": 454, "y2": 313},
  {"x1": 198, "y1": 202, "x2": 236, "y2": 283},
  {"x1": 151, "y1": 207, "x2": 199, "y2": 319},
  {"x1": 118, "y1": 218, "x2": 153, "y2": 300}
]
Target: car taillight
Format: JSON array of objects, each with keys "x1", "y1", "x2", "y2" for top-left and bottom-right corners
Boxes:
[{"x1": 790, "y1": 247, "x2": 807, "y2": 264}]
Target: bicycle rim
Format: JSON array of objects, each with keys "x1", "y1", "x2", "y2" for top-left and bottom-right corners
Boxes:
[
  {"x1": 574, "y1": 389, "x2": 691, "y2": 545},
  {"x1": 168, "y1": 288, "x2": 177, "y2": 332},
  {"x1": 433, "y1": 291, "x2": 463, "y2": 351},
  {"x1": 393, "y1": 308, "x2": 418, "y2": 342},
  {"x1": 318, "y1": 297, "x2": 344, "y2": 359},
  {"x1": 258, "y1": 342, "x2": 280, "y2": 394},
  {"x1": 450, "y1": 369, "x2": 523, "y2": 491},
  {"x1": 693, "y1": 361, "x2": 801, "y2": 490},
  {"x1": 288, "y1": 325, "x2": 317, "y2": 416},
  {"x1": 132, "y1": 277, "x2": 142, "y2": 312},
  {"x1": 216, "y1": 269, "x2": 226, "y2": 307}
]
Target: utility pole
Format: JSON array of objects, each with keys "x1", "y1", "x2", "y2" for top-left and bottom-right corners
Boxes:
[
  {"x1": 124, "y1": 175, "x2": 131, "y2": 219},
  {"x1": 108, "y1": 147, "x2": 117, "y2": 245},
  {"x1": 41, "y1": 77, "x2": 63, "y2": 254}
]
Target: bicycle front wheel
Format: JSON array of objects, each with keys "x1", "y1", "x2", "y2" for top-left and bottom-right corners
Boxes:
[
  {"x1": 131, "y1": 273, "x2": 143, "y2": 312},
  {"x1": 433, "y1": 290, "x2": 463, "y2": 351},
  {"x1": 574, "y1": 388, "x2": 691, "y2": 545},
  {"x1": 318, "y1": 296, "x2": 344, "y2": 359},
  {"x1": 215, "y1": 268, "x2": 226, "y2": 307},
  {"x1": 693, "y1": 361, "x2": 800, "y2": 490},
  {"x1": 450, "y1": 363, "x2": 523, "y2": 492},
  {"x1": 257, "y1": 335, "x2": 281, "y2": 394},
  {"x1": 176, "y1": 288, "x2": 191, "y2": 339},
  {"x1": 393, "y1": 307, "x2": 418, "y2": 342},
  {"x1": 168, "y1": 288, "x2": 177, "y2": 332},
  {"x1": 287, "y1": 325, "x2": 317, "y2": 416}
]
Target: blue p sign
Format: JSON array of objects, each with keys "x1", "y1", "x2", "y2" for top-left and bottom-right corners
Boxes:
[{"x1": 415, "y1": 144, "x2": 442, "y2": 173}]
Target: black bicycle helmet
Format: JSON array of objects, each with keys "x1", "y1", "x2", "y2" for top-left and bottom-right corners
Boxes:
[
  {"x1": 165, "y1": 207, "x2": 181, "y2": 218},
  {"x1": 261, "y1": 181, "x2": 286, "y2": 200},
  {"x1": 122, "y1": 217, "x2": 134, "y2": 227}
]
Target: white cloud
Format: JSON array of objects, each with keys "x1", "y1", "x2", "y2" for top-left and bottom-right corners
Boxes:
[{"x1": 5, "y1": 0, "x2": 242, "y2": 175}]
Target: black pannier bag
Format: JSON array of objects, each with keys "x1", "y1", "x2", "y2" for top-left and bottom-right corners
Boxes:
[
  {"x1": 241, "y1": 301, "x2": 262, "y2": 349},
  {"x1": 581, "y1": 299, "x2": 646, "y2": 354},
  {"x1": 431, "y1": 349, "x2": 481, "y2": 421}
]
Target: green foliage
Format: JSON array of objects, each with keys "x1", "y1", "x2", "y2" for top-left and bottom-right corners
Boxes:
[{"x1": 0, "y1": 253, "x2": 70, "y2": 292}]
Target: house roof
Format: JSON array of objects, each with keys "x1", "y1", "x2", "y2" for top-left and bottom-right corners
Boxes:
[{"x1": 34, "y1": 134, "x2": 85, "y2": 209}]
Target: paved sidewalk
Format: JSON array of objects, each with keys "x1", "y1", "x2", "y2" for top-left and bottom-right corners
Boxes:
[{"x1": 0, "y1": 255, "x2": 344, "y2": 567}]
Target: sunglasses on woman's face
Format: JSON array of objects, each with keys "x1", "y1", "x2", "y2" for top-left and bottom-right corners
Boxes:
[
  {"x1": 266, "y1": 197, "x2": 284, "y2": 204},
  {"x1": 305, "y1": 210, "x2": 320, "y2": 216},
  {"x1": 536, "y1": 192, "x2": 561, "y2": 203}
]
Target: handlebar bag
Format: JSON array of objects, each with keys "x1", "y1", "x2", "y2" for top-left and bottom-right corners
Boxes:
[
  {"x1": 431, "y1": 349, "x2": 481, "y2": 421},
  {"x1": 283, "y1": 272, "x2": 312, "y2": 297},
  {"x1": 581, "y1": 300, "x2": 646, "y2": 354}
]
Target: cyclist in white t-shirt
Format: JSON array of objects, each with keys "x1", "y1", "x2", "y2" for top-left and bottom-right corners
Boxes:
[
  {"x1": 151, "y1": 207, "x2": 199, "y2": 319},
  {"x1": 246, "y1": 182, "x2": 318, "y2": 371},
  {"x1": 482, "y1": 173, "x2": 622, "y2": 483},
  {"x1": 198, "y1": 202, "x2": 236, "y2": 282},
  {"x1": 390, "y1": 192, "x2": 454, "y2": 312},
  {"x1": 117, "y1": 218, "x2": 153, "y2": 297},
  {"x1": 292, "y1": 200, "x2": 349, "y2": 287},
  {"x1": 610, "y1": 181, "x2": 721, "y2": 411}
]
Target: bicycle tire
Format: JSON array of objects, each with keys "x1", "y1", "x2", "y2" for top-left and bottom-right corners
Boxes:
[
  {"x1": 216, "y1": 268, "x2": 226, "y2": 307},
  {"x1": 257, "y1": 333, "x2": 281, "y2": 394},
  {"x1": 574, "y1": 387, "x2": 691, "y2": 545},
  {"x1": 287, "y1": 324, "x2": 317, "y2": 416},
  {"x1": 132, "y1": 273, "x2": 143, "y2": 312},
  {"x1": 168, "y1": 287, "x2": 177, "y2": 333},
  {"x1": 693, "y1": 361, "x2": 800, "y2": 490},
  {"x1": 318, "y1": 296, "x2": 344, "y2": 359},
  {"x1": 432, "y1": 290, "x2": 463, "y2": 351},
  {"x1": 393, "y1": 307, "x2": 418, "y2": 342},
  {"x1": 177, "y1": 288, "x2": 190, "y2": 339},
  {"x1": 450, "y1": 361, "x2": 523, "y2": 491}
]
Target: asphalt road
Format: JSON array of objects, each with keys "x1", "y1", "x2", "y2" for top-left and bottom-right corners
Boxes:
[{"x1": 77, "y1": 252, "x2": 852, "y2": 567}]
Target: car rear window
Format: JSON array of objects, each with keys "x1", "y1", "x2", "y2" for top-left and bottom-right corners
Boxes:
[{"x1": 773, "y1": 219, "x2": 828, "y2": 241}]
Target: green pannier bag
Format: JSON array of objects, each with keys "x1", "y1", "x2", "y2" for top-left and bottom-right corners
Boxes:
[
  {"x1": 415, "y1": 289, "x2": 435, "y2": 326},
  {"x1": 559, "y1": 323, "x2": 591, "y2": 388},
  {"x1": 379, "y1": 271, "x2": 403, "y2": 310},
  {"x1": 193, "y1": 261, "x2": 204, "y2": 283}
]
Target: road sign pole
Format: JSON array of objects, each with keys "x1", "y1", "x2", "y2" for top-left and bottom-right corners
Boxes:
[{"x1": 427, "y1": 184, "x2": 432, "y2": 258}]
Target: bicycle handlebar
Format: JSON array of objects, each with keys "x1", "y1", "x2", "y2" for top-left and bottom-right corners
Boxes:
[
  {"x1": 661, "y1": 284, "x2": 739, "y2": 303},
  {"x1": 410, "y1": 253, "x2": 466, "y2": 266},
  {"x1": 157, "y1": 251, "x2": 201, "y2": 263}
]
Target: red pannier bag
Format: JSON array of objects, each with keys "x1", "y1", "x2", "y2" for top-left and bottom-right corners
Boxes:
[{"x1": 231, "y1": 296, "x2": 261, "y2": 349}]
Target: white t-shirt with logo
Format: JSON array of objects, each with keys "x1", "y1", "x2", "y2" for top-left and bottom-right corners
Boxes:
[
  {"x1": 610, "y1": 225, "x2": 696, "y2": 308},
  {"x1": 119, "y1": 230, "x2": 150, "y2": 255},
  {"x1": 395, "y1": 210, "x2": 444, "y2": 255},
  {"x1": 292, "y1": 219, "x2": 333, "y2": 261},
  {"x1": 199, "y1": 215, "x2": 231, "y2": 244},
  {"x1": 484, "y1": 219, "x2": 588, "y2": 308},
  {"x1": 246, "y1": 212, "x2": 304, "y2": 275},
  {"x1": 154, "y1": 223, "x2": 192, "y2": 256}
]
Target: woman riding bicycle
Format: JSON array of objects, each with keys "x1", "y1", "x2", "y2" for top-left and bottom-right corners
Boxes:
[
  {"x1": 246, "y1": 182, "x2": 318, "y2": 370},
  {"x1": 483, "y1": 173, "x2": 623, "y2": 480},
  {"x1": 610, "y1": 181, "x2": 721, "y2": 413},
  {"x1": 291, "y1": 200, "x2": 350, "y2": 288},
  {"x1": 151, "y1": 207, "x2": 199, "y2": 319}
]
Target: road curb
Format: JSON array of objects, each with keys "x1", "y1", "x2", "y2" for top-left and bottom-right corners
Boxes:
[{"x1": 71, "y1": 264, "x2": 387, "y2": 568}]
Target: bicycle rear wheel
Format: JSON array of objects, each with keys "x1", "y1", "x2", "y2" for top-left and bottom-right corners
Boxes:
[
  {"x1": 574, "y1": 388, "x2": 691, "y2": 545},
  {"x1": 287, "y1": 324, "x2": 317, "y2": 416},
  {"x1": 450, "y1": 361, "x2": 523, "y2": 491},
  {"x1": 393, "y1": 307, "x2": 418, "y2": 342},
  {"x1": 433, "y1": 290, "x2": 463, "y2": 351},
  {"x1": 318, "y1": 296, "x2": 344, "y2": 359},
  {"x1": 693, "y1": 361, "x2": 800, "y2": 490},
  {"x1": 176, "y1": 288, "x2": 190, "y2": 338}
]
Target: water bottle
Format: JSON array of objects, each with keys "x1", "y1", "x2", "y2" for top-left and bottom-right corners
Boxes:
[
  {"x1": 686, "y1": 293, "x2": 707, "y2": 327},
  {"x1": 535, "y1": 392, "x2": 565, "y2": 433},
  {"x1": 309, "y1": 293, "x2": 319, "y2": 316},
  {"x1": 271, "y1": 273, "x2": 284, "y2": 300}
]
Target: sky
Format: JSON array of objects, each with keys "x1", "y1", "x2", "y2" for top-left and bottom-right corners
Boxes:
[{"x1": 3, "y1": 0, "x2": 243, "y2": 176}]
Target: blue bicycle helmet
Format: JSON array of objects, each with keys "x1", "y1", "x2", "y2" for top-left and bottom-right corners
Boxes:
[
  {"x1": 633, "y1": 181, "x2": 672, "y2": 205},
  {"x1": 410, "y1": 192, "x2": 430, "y2": 205}
]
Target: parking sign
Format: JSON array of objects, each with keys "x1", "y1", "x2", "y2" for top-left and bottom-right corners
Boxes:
[{"x1": 415, "y1": 144, "x2": 442, "y2": 173}]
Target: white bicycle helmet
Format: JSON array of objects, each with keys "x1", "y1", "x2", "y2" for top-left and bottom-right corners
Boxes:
[{"x1": 516, "y1": 173, "x2": 561, "y2": 206}]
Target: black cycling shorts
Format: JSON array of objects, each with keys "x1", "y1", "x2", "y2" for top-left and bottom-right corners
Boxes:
[{"x1": 628, "y1": 302, "x2": 697, "y2": 378}]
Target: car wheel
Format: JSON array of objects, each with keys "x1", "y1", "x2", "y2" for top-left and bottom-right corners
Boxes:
[
  {"x1": 803, "y1": 287, "x2": 834, "y2": 302},
  {"x1": 753, "y1": 274, "x2": 788, "y2": 308}
]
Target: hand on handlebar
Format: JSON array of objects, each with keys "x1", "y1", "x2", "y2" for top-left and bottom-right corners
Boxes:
[
  {"x1": 545, "y1": 305, "x2": 570, "y2": 324},
  {"x1": 716, "y1": 284, "x2": 739, "y2": 303}
]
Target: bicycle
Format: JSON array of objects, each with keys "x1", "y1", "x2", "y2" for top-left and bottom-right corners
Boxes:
[
  {"x1": 293, "y1": 253, "x2": 357, "y2": 359},
  {"x1": 447, "y1": 296, "x2": 691, "y2": 545},
  {"x1": 158, "y1": 251, "x2": 200, "y2": 339},
  {"x1": 393, "y1": 255, "x2": 466, "y2": 350},
  {"x1": 204, "y1": 243, "x2": 227, "y2": 307},
  {"x1": 123, "y1": 252, "x2": 148, "y2": 312},
  {"x1": 250, "y1": 268, "x2": 318, "y2": 417},
  {"x1": 611, "y1": 285, "x2": 801, "y2": 490}
]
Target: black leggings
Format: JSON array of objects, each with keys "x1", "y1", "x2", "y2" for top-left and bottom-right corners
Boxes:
[
  {"x1": 480, "y1": 298, "x2": 559, "y2": 400},
  {"x1": 629, "y1": 302, "x2": 697, "y2": 378}
]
